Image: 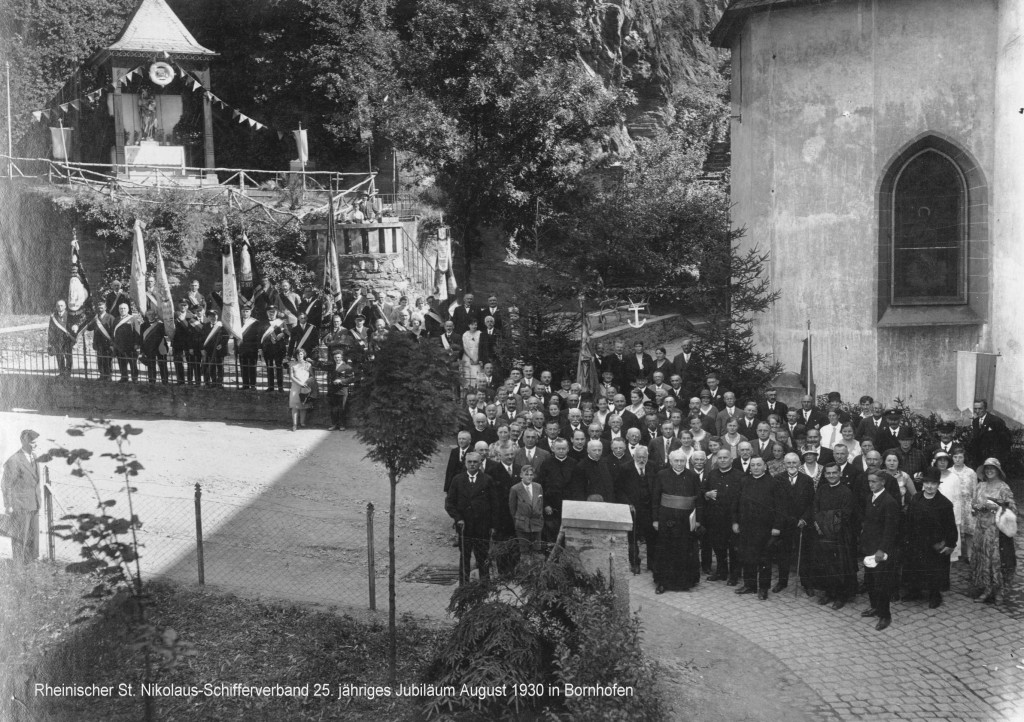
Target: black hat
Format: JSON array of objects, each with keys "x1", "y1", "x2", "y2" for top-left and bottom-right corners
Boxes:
[
  {"x1": 884, "y1": 408, "x2": 902, "y2": 419},
  {"x1": 177, "y1": 298, "x2": 189, "y2": 305},
  {"x1": 920, "y1": 466, "x2": 943, "y2": 483},
  {"x1": 354, "y1": 313, "x2": 365, "y2": 320},
  {"x1": 827, "y1": 391, "x2": 842, "y2": 402},
  {"x1": 936, "y1": 420, "x2": 955, "y2": 433},
  {"x1": 896, "y1": 427, "x2": 914, "y2": 441},
  {"x1": 240, "y1": 303, "x2": 252, "y2": 311}
]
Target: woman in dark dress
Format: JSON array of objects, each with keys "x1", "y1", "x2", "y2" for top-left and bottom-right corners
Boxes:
[{"x1": 904, "y1": 467, "x2": 958, "y2": 608}]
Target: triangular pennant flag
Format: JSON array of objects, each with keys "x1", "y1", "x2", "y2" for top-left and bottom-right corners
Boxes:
[
  {"x1": 59, "y1": 103, "x2": 69, "y2": 113},
  {"x1": 205, "y1": 91, "x2": 214, "y2": 102},
  {"x1": 237, "y1": 113, "x2": 247, "y2": 124},
  {"x1": 70, "y1": 100, "x2": 80, "y2": 110},
  {"x1": 162, "y1": 50, "x2": 170, "y2": 58},
  {"x1": 277, "y1": 131, "x2": 284, "y2": 140},
  {"x1": 231, "y1": 109, "x2": 240, "y2": 119},
  {"x1": 247, "y1": 118, "x2": 256, "y2": 128},
  {"x1": 32, "y1": 111, "x2": 42, "y2": 122}
]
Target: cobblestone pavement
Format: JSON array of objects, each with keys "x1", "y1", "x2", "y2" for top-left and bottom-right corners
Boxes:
[{"x1": 634, "y1": 534, "x2": 1024, "y2": 722}]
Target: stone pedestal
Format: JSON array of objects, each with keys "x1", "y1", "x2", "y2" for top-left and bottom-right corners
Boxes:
[{"x1": 560, "y1": 501, "x2": 633, "y2": 614}]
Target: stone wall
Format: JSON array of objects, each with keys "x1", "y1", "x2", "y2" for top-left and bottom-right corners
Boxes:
[{"x1": 0, "y1": 375, "x2": 302, "y2": 426}]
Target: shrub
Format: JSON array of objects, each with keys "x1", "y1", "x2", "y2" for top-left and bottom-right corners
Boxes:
[{"x1": 420, "y1": 548, "x2": 664, "y2": 720}]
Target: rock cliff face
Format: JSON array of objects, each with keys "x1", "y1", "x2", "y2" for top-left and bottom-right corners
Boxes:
[{"x1": 582, "y1": 0, "x2": 728, "y2": 137}]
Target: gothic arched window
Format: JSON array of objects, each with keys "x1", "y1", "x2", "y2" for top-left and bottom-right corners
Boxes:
[{"x1": 891, "y1": 149, "x2": 966, "y2": 304}]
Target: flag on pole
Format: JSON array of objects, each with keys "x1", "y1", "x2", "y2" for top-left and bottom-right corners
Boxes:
[
  {"x1": 152, "y1": 242, "x2": 176, "y2": 343},
  {"x1": 324, "y1": 195, "x2": 342, "y2": 299},
  {"x1": 220, "y1": 235, "x2": 243, "y2": 342},
  {"x1": 130, "y1": 219, "x2": 147, "y2": 317},
  {"x1": 575, "y1": 303, "x2": 598, "y2": 397},
  {"x1": 799, "y1": 320, "x2": 815, "y2": 398},
  {"x1": 67, "y1": 231, "x2": 90, "y2": 315},
  {"x1": 294, "y1": 129, "x2": 309, "y2": 163}
]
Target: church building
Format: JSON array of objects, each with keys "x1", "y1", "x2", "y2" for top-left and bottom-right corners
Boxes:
[{"x1": 711, "y1": 0, "x2": 1023, "y2": 424}]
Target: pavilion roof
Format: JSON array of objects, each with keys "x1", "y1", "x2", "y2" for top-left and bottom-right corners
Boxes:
[{"x1": 103, "y1": 0, "x2": 217, "y2": 58}]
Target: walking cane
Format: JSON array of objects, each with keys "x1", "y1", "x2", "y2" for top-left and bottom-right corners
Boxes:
[
  {"x1": 458, "y1": 521, "x2": 465, "y2": 584},
  {"x1": 794, "y1": 527, "x2": 804, "y2": 598}
]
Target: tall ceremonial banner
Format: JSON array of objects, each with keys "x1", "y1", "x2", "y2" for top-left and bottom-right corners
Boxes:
[
  {"x1": 130, "y1": 219, "x2": 148, "y2": 317},
  {"x1": 153, "y1": 243, "x2": 176, "y2": 343},
  {"x1": 238, "y1": 231, "x2": 253, "y2": 289},
  {"x1": 575, "y1": 306, "x2": 598, "y2": 397},
  {"x1": 324, "y1": 195, "x2": 342, "y2": 298},
  {"x1": 67, "y1": 231, "x2": 90, "y2": 315},
  {"x1": 294, "y1": 129, "x2": 309, "y2": 163},
  {"x1": 221, "y1": 239, "x2": 243, "y2": 341}
]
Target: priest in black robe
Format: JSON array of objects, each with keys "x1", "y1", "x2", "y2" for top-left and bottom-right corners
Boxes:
[
  {"x1": 732, "y1": 457, "x2": 783, "y2": 599},
  {"x1": 814, "y1": 462, "x2": 856, "y2": 609},
  {"x1": 652, "y1": 449, "x2": 704, "y2": 593},
  {"x1": 904, "y1": 467, "x2": 958, "y2": 608}
]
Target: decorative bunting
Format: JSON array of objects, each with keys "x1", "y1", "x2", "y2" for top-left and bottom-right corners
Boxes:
[{"x1": 32, "y1": 111, "x2": 43, "y2": 122}]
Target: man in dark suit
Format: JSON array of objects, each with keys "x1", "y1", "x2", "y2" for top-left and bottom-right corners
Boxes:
[
  {"x1": 751, "y1": 422, "x2": 774, "y2": 459},
  {"x1": 468, "y1": 413, "x2": 498, "y2": 447},
  {"x1": 2, "y1": 429, "x2": 41, "y2": 564},
  {"x1": 112, "y1": 302, "x2": 141, "y2": 383},
  {"x1": 797, "y1": 395, "x2": 826, "y2": 430},
  {"x1": 874, "y1": 409, "x2": 907, "y2": 456},
  {"x1": 451, "y1": 293, "x2": 476, "y2": 336},
  {"x1": 772, "y1": 452, "x2": 816, "y2": 593},
  {"x1": 444, "y1": 431, "x2": 473, "y2": 494},
  {"x1": 572, "y1": 441, "x2": 616, "y2": 502},
  {"x1": 856, "y1": 402, "x2": 886, "y2": 443},
  {"x1": 480, "y1": 315, "x2": 501, "y2": 366},
  {"x1": 288, "y1": 312, "x2": 320, "y2": 359},
  {"x1": 479, "y1": 295, "x2": 504, "y2": 332},
  {"x1": 859, "y1": 470, "x2": 901, "y2": 631},
  {"x1": 738, "y1": 402, "x2": 761, "y2": 441},
  {"x1": 489, "y1": 448, "x2": 521, "y2": 571},
  {"x1": 624, "y1": 341, "x2": 653, "y2": 387},
  {"x1": 832, "y1": 444, "x2": 859, "y2": 486},
  {"x1": 970, "y1": 399, "x2": 1011, "y2": 465},
  {"x1": 671, "y1": 338, "x2": 703, "y2": 395},
  {"x1": 704, "y1": 449, "x2": 745, "y2": 583},
  {"x1": 704, "y1": 373, "x2": 728, "y2": 410},
  {"x1": 89, "y1": 299, "x2": 116, "y2": 381},
  {"x1": 784, "y1": 409, "x2": 807, "y2": 443},
  {"x1": 603, "y1": 340, "x2": 629, "y2": 393},
  {"x1": 536, "y1": 439, "x2": 578, "y2": 541},
  {"x1": 802, "y1": 428, "x2": 835, "y2": 467},
  {"x1": 140, "y1": 309, "x2": 169, "y2": 385},
  {"x1": 757, "y1": 387, "x2": 789, "y2": 425},
  {"x1": 616, "y1": 445, "x2": 653, "y2": 573},
  {"x1": 445, "y1": 452, "x2": 498, "y2": 583},
  {"x1": 648, "y1": 422, "x2": 682, "y2": 471},
  {"x1": 47, "y1": 299, "x2": 76, "y2": 377},
  {"x1": 201, "y1": 310, "x2": 229, "y2": 388}
]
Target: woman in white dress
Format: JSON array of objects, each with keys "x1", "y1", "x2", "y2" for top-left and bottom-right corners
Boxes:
[
  {"x1": 839, "y1": 423, "x2": 862, "y2": 459},
  {"x1": 932, "y1": 451, "x2": 963, "y2": 564},
  {"x1": 949, "y1": 445, "x2": 977, "y2": 562},
  {"x1": 461, "y1": 318, "x2": 481, "y2": 388},
  {"x1": 287, "y1": 348, "x2": 317, "y2": 431}
]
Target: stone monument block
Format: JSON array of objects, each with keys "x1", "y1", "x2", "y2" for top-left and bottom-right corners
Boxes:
[{"x1": 560, "y1": 501, "x2": 633, "y2": 613}]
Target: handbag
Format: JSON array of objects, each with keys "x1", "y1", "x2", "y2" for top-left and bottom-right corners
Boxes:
[{"x1": 995, "y1": 506, "x2": 1017, "y2": 538}]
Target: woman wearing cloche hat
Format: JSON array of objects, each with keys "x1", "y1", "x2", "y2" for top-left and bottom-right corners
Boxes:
[{"x1": 967, "y1": 458, "x2": 1017, "y2": 604}]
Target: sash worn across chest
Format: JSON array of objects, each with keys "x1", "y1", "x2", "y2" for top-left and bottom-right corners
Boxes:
[{"x1": 660, "y1": 494, "x2": 696, "y2": 510}]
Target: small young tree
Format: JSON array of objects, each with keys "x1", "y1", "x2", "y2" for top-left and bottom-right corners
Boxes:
[{"x1": 350, "y1": 332, "x2": 460, "y2": 682}]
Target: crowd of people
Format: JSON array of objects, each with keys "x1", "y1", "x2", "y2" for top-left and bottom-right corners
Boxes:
[
  {"x1": 443, "y1": 337, "x2": 1018, "y2": 632},
  {"x1": 45, "y1": 278, "x2": 501, "y2": 429}
]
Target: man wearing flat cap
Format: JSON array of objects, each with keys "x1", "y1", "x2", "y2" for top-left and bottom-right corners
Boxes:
[
  {"x1": 2, "y1": 430, "x2": 41, "y2": 564},
  {"x1": 874, "y1": 408, "x2": 906, "y2": 454},
  {"x1": 926, "y1": 420, "x2": 958, "y2": 460}
]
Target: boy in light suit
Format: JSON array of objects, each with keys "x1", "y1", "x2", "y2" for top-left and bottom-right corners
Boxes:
[{"x1": 509, "y1": 464, "x2": 545, "y2": 556}]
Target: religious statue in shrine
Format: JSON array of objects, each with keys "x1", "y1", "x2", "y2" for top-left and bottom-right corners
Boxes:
[{"x1": 139, "y1": 87, "x2": 158, "y2": 141}]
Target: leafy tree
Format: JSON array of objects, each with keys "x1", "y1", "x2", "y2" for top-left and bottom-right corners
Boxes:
[
  {"x1": 350, "y1": 331, "x2": 459, "y2": 683},
  {"x1": 40, "y1": 419, "x2": 194, "y2": 722},
  {"x1": 496, "y1": 268, "x2": 582, "y2": 381},
  {"x1": 385, "y1": 0, "x2": 630, "y2": 279}
]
